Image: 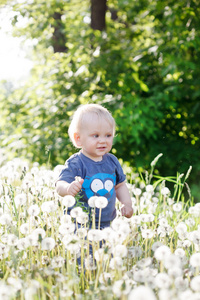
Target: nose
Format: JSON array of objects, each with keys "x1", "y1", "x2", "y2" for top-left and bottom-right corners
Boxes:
[{"x1": 99, "y1": 136, "x2": 106, "y2": 143}]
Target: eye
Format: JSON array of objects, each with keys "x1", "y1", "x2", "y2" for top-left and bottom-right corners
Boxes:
[
  {"x1": 91, "y1": 179, "x2": 104, "y2": 193},
  {"x1": 104, "y1": 180, "x2": 114, "y2": 192}
]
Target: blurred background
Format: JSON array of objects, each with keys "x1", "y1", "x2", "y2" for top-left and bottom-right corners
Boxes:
[{"x1": 0, "y1": 0, "x2": 199, "y2": 200}]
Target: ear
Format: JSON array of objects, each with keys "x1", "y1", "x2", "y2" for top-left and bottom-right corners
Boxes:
[{"x1": 74, "y1": 132, "x2": 82, "y2": 147}]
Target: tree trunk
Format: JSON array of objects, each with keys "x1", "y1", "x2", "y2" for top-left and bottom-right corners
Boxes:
[
  {"x1": 52, "y1": 12, "x2": 67, "y2": 53},
  {"x1": 91, "y1": 0, "x2": 107, "y2": 31}
]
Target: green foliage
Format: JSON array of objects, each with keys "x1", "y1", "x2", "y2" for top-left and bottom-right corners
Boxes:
[{"x1": 0, "y1": 0, "x2": 200, "y2": 198}]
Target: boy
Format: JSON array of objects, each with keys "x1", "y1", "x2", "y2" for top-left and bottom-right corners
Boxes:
[{"x1": 56, "y1": 104, "x2": 133, "y2": 228}]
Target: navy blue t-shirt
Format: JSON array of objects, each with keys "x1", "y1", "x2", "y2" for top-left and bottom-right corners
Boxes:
[{"x1": 57, "y1": 152, "x2": 126, "y2": 225}]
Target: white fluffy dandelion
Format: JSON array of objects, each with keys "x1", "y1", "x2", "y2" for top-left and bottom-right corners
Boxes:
[
  {"x1": 17, "y1": 237, "x2": 31, "y2": 250},
  {"x1": 41, "y1": 200, "x2": 58, "y2": 213},
  {"x1": 0, "y1": 213, "x2": 13, "y2": 225},
  {"x1": 190, "y1": 252, "x2": 200, "y2": 268},
  {"x1": 155, "y1": 272, "x2": 172, "y2": 289},
  {"x1": 173, "y1": 203, "x2": 182, "y2": 212},
  {"x1": 51, "y1": 256, "x2": 65, "y2": 268},
  {"x1": 133, "y1": 188, "x2": 142, "y2": 196},
  {"x1": 141, "y1": 229, "x2": 154, "y2": 239},
  {"x1": 128, "y1": 286, "x2": 156, "y2": 300},
  {"x1": 161, "y1": 187, "x2": 170, "y2": 196},
  {"x1": 88, "y1": 196, "x2": 98, "y2": 208},
  {"x1": 109, "y1": 257, "x2": 123, "y2": 270},
  {"x1": 41, "y1": 237, "x2": 56, "y2": 251},
  {"x1": 28, "y1": 204, "x2": 40, "y2": 216},
  {"x1": 88, "y1": 229, "x2": 103, "y2": 242},
  {"x1": 76, "y1": 211, "x2": 89, "y2": 224},
  {"x1": 190, "y1": 275, "x2": 200, "y2": 292},
  {"x1": 14, "y1": 193, "x2": 27, "y2": 208},
  {"x1": 59, "y1": 223, "x2": 75, "y2": 235},
  {"x1": 95, "y1": 196, "x2": 108, "y2": 209},
  {"x1": 112, "y1": 244, "x2": 127, "y2": 258},
  {"x1": 164, "y1": 254, "x2": 182, "y2": 269},
  {"x1": 154, "y1": 245, "x2": 171, "y2": 261},
  {"x1": 20, "y1": 223, "x2": 30, "y2": 235},
  {"x1": 70, "y1": 207, "x2": 83, "y2": 219},
  {"x1": 62, "y1": 195, "x2": 76, "y2": 208}
]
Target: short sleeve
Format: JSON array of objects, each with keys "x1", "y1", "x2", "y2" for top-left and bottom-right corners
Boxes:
[
  {"x1": 108, "y1": 154, "x2": 126, "y2": 185},
  {"x1": 57, "y1": 154, "x2": 83, "y2": 183}
]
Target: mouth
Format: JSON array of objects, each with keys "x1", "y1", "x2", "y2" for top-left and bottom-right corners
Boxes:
[{"x1": 97, "y1": 147, "x2": 106, "y2": 150}]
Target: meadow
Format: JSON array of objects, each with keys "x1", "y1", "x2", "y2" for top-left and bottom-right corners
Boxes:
[{"x1": 0, "y1": 154, "x2": 200, "y2": 300}]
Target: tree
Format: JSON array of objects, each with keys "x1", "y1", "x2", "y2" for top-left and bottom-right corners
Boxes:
[{"x1": 0, "y1": 0, "x2": 200, "y2": 198}]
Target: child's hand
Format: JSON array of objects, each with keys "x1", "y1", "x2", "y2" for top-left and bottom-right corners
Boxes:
[
  {"x1": 121, "y1": 205, "x2": 133, "y2": 218},
  {"x1": 67, "y1": 178, "x2": 84, "y2": 197}
]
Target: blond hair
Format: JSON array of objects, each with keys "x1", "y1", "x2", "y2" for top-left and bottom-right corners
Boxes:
[{"x1": 68, "y1": 104, "x2": 115, "y2": 147}]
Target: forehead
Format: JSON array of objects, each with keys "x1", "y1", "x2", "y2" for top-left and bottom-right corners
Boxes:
[{"x1": 81, "y1": 113, "x2": 114, "y2": 130}]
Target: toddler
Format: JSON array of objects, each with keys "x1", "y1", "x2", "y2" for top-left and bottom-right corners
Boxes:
[{"x1": 56, "y1": 103, "x2": 133, "y2": 228}]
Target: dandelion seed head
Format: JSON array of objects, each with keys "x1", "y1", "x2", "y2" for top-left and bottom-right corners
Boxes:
[
  {"x1": 0, "y1": 213, "x2": 13, "y2": 225},
  {"x1": 127, "y1": 246, "x2": 143, "y2": 258},
  {"x1": 62, "y1": 195, "x2": 76, "y2": 208},
  {"x1": 99, "y1": 272, "x2": 113, "y2": 284},
  {"x1": 173, "y1": 203, "x2": 182, "y2": 212},
  {"x1": 112, "y1": 279, "x2": 131, "y2": 297},
  {"x1": 32, "y1": 228, "x2": 46, "y2": 239},
  {"x1": 164, "y1": 254, "x2": 182, "y2": 269},
  {"x1": 85, "y1": 254, "x2": 97, "y2": 271},
  {"x1": 133, "y1": 188, "x2": 142, "y2": 196},
  {"x1": 190, "y1": 275, "x2": 200, "y2": 292},
  {"x1": 41, "y1": 200, "x2": 58, "y2": 213},
  {"x1": 128, "y1": 286, "x2": 156, "y2": 300},
  {"x1": 60, "y1": 214, "x2": 72, "y2": 224},
  {"x1": 155, "y1": 272, "x2": 172, "y2": 289},
  {"x1": 17, "y1": 237, "x2": 31, "y2": 250},
  {"x1": 137, "y1": 257, "x2": 152, "y2": 268},
  {"x1": 158, "y1": 289, "x2": 176, "y2": 300},
  {"x1": 154, "y1": 245, "x2": 171, "y2": 261},
  {"x1": 20, "y1": 223, "x2": 30, "y2": 235},
  {"x1": 88, "y1": 196, "x2": 98, "y2": 207},
  {"x1": 14, "y1": 193, "x2": 27, "y2": 208},
  {"x1": 76, "y1": 211, "x2": 89, "y2": 224},
  {"x1": 70, "y1": 207, "x2": 83, "y2": 218},
  {"x1": 112, "y1": 244, "x2": 127, "y2": 258},
  {"x1": 76, "y1": 227, "x2": 87, "y2": 239},
  {"x1": 174, "y1": 248, "x2": 186, "y2": 258},
  {"x1": 109, "y1": 257, "x2": 123, "y2": 270},
  {"x1": 141, "y1": 229, "x2": 154, "y2": 239},
  {"x1": 190, "y1": 253, "x2": 200, "y2": 268},
  {"x1": 41, "y1": 237, "x2": 56, "y2": 251},
  {"x1": 26, "y1": 234, "x2": 39, "y2": 247},
  {"x1": 88, "y1": 229, "x2": 103, "y2": 242},
  {"x1": 95, "y1": 196, "x2": 108, "y2": 209},
  {"x1": 51, "y1": 256, "x2": 65, "y2": 268},
  {"x1": 59, "y1": 223, "x2": 75, "y2": 235},
  {"x1": 7, "y1": 277, "x2": 23, "y2": 292},
  {"x1": 188, "y1": 206, "x2": 200, "y2": 217},
  {"x1": 28, "y1": 204, "x2": 40, "y2": 216},
  {"x1": 161, "y1": 187, "x2": 170, "y2": 196},
  {"x1": 188, "y1": 231, "x2": 200, "y2": 245},
  {"x1": 146, "y1": 184, "x2": 154, "y2": 194},
  {"x1": 111, "y1": 218, "x2": 124, "y2": 231},
  {"x1": 174, "y1": 276, "x2": 189, "y2": 291},
  {"x1": 131, "y1": 215, "x2": 141, "y2": 225}
]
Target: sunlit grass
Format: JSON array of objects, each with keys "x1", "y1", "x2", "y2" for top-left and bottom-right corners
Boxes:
[{"x1": 0, "y1": 156, "x2": 199, "y2": 299}]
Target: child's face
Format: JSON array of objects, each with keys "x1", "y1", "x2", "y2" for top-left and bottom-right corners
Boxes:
[{"x1": 75, "y1": 115, "x2": 114, "y2": 161}]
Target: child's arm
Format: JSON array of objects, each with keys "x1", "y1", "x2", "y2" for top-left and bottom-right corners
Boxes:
[
  {"x1": 115, "y1": 181, "x2": 133, "y2": 218},
  {"x1": 56, "y1": 179, "x2": 84, "y2": 197}
]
